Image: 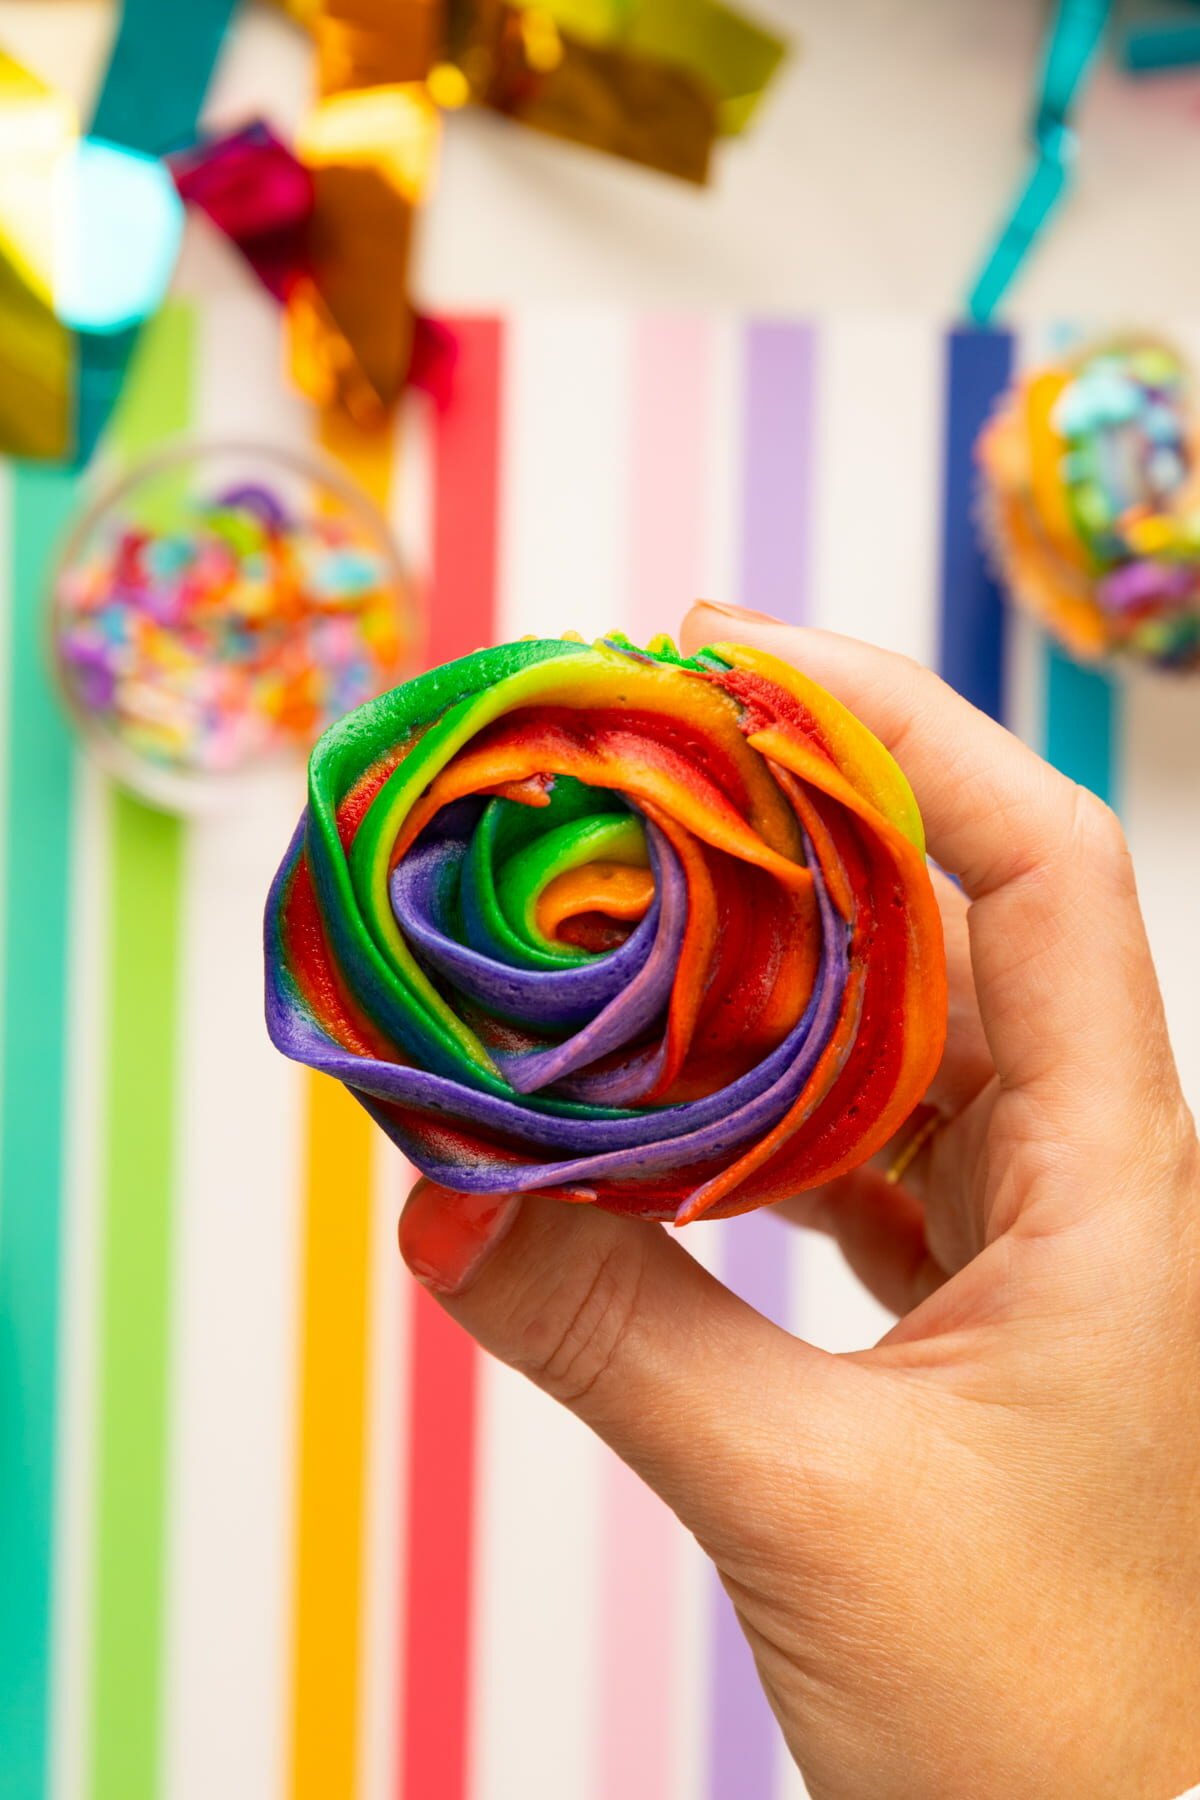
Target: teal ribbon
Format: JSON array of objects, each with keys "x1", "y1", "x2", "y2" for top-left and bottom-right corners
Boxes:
[
  {"x1": 75, "y1": 0, "x2": 239, "y2": 460},
  {"x1": 1120, "y1": 17, "x2": 1200, "y2": 71},
  {"x1": 965, "y1": 0, "x2": 1111, "y2": 324},
  {"x1": 91, "y1": 0, "x2": 240, "y2": 154}
]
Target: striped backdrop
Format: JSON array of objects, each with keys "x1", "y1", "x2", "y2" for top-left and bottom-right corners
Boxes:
[{"x1": 2, "y1": 294, "x2": 1198, "y2": 1800}]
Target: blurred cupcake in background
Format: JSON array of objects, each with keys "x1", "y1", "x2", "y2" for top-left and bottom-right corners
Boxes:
[{"x1": 978, "y1": 338, "x2": 1200, "y2": 672}]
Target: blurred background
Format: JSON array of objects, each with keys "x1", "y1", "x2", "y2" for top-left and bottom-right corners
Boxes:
[{"x1": 1, "y1": 3, "x2": 1199, "y2": 1799}]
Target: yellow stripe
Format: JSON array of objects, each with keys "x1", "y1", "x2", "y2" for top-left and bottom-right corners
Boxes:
[
  {"x1": 288, "y1": 1074, "x2": 375, "y2": 1800},
  {"x1": 288, "y1": 410, "x2": 394, "y2": 1799}
]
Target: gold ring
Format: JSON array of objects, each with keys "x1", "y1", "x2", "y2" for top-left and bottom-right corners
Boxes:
[{"x1": 885, "y1": 1108, "x2": 945, "y2": 1186}]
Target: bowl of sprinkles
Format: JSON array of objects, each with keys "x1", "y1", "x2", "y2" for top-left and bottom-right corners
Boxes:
[
  {"x1": 50, "y1": 439, "x2": 413, "y2": 810},
  {"x1": 978, "y1": 338, "x2": 1200, "y2": 672}
]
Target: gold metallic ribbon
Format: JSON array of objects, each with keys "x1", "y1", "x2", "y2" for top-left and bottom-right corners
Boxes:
[
  {"x1": 279, "y1": 0, "x2": 787, "y2": 418},
  {"x1": 0, "y1": 53, "x2": 73, "y2": 457}
]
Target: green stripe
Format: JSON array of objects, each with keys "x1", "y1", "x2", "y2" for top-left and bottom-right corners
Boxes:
[
  {"x1": 89, "y1": 305, "x2": 193, "y2": 1800},
  {"x1": 0, "y1": 462, "x2": 80, "y2": 1800}
]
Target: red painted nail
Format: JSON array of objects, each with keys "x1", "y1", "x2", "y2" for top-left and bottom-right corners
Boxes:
[{"x1": 398, "y1": 1180, "x2": 521, "y2": 1296}]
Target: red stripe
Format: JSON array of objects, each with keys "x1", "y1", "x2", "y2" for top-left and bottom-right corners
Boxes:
[
  {"x1": 400, "y1": 1296, "x2": 478, "y2": 1800},
  {"x1": 398, "y1": 315, "x2": 502, "y2": 1800},
  {"x1": 423, "y1": 316, "x2": 504, "y2": 674}
]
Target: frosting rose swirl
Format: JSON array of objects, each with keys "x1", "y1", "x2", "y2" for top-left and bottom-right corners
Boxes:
[{"x1": 264, "y1": 633, "x2": 946, "y2": 1223}]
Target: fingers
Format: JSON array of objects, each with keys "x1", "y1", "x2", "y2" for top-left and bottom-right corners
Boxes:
[
  {"x1": 919, "y1": 867, "x2": 992, "y2": 1119},
  {"x1": 683, "y1": 603, "x2": 1167, "y2": 1109},
  {"x1": 399, "y1": 1179, "x2": 843, "y2": 1554}
]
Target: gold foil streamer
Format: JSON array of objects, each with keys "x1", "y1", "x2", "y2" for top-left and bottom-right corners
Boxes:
[
  {"x1": 276, "y1": 0, "x2": 788, "y2": 414},
  {"x1": 287, "y1": 5, "x2": 441, "y2": 423},
  {"x1": 0, "y1": 53, "x2": 74, "y2": 456},
  {"x1": 440, "y1": 0, "x2": 786, "y2": 180},
  {"x1": 449, "y1": 0, "x2": 718, "y2": 180},
  {"x1": 506, "y1": 0, "x2": 786, "y2": 135}
]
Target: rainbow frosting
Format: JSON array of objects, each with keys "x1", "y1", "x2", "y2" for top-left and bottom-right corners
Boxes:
[
  {"x1": 264, "y1": 634, "x2": 946, "y2": 1223},
  {"x1": 979, "y1": 339, "x2": 1200, "y2": 670}
]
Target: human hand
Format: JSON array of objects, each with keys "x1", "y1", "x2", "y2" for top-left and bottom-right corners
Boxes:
[{"x1": 398, "y1": 602, "x2": 1200, "y2": 1800}]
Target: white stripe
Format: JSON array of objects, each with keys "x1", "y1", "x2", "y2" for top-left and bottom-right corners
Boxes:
[
  {"x1": 496, "y1": 308, "x2": 633, "y2": 647},
  {"x1": 393, "y1": 386, "x2": 432, "y2": 674},
  {"x1": 359, "y1": 393, "x2": 431, "y2": 1800},
  {"x1": 358, "y1": 1148, "x2": 413, "y2": 1800},
  {"x1": 161, "y1": 286, "x2": 308, "y2": 1800},
  {"x1": 668, "y1": 315, "x2": 741, "y2": 1800},
  {"x1": 795, "y1": 1228, "x2": 892, "y2": 1354},
  {"x1": 162, "y1": 768, "x2": 305, "y2": 1800},
  {"x1": 697, "y1": 315, "x2": 742, "y2": 610},
  {"x1": 673, "y1": 1226, "x2": 726, "y2": 1800},
  {"x1": 809, "y1": 317, "x2": 941, "y2": 666},
  {"x1": 794, "y1": 320, "x2": 919, "y2": 1361},
  {"x1": 469, "y1": 308, "x2": 633, "y2": 1800},
  {"x1": 469, "y1": 1362, "x2": 603, "y2": 1800},
  {"x1": 49, "y1": 758, "x2": 110, "y2": 1800}
]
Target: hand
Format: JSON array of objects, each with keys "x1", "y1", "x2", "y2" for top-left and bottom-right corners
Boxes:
[{"x1": 398, "y1": 602, "x2": 1200, "y2": 1800}]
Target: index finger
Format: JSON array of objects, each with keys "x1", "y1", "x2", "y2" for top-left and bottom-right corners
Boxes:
[{"x1": 681, "y1": 603, "x2": 1163, "y2": 1102}]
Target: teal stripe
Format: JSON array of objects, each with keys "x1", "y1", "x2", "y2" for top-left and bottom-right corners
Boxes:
[
  {"x1": 1044, "y1": 639, "x2": 1121, "y2": 808},
  {"x1": 0, "y1": 464, "x2": 80, "y2": 1798}
]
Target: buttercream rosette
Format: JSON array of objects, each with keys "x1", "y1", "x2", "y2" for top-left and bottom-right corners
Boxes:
[
  {"x1": 978, "y1": 338, "x2": 1200, "y2": 671},
  {"x1": 264, "y1": 633, "x2": 946, "y2": 1223}
]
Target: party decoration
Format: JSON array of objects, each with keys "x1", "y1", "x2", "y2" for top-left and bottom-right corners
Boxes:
[
  {"x1": 965, "y1": 0, "x2": 1110, "y2": 323},
  {"x1": 75, "y1": 0, "x2": 239, "y2": 458},
  {"x1": 56, "y1": 139, "x2": 184, "y2": 336},
  {"x1": 170, "y1": 122, "x2": 315, "y2": 302},
  {"x1": 0, "y1": 53, "x2": 75, "y2": 456},
  {"x1": 1119, "y1": 2, "x2": 1200, "y2": 72},
  {"x1": 0, "y1": 0, "x2": 235, "y2": 460},
  {"x1": 52, "y1": 442, "x2": 410, "y2": 806},
  {"x1": 277, "y1": 0, "x2": 787, "y2": 421},
  {"x1": 265, "y1": 633, "x2": 945, "y2": 1223},
  {"x1": 2, "y1": 0, "x2": 786, "y2": 454},
  {"x1": 287, "y1": 62, "x2": 435, "y2": 425},
  {"x1": 978, "y1": 338, "x2": 1200, "y2": 670}
]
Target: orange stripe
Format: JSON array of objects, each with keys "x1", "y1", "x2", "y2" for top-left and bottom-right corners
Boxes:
[{"x1": 288, "y1": 411, "x2": 395, "y2": 1799}]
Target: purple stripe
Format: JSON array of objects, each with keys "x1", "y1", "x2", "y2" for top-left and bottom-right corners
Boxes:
[
  {"x1": 739, "y1": 320, "x2": 817, "y2": 624},
  {"x1": 707, "y1": 319, "x2": 817, "y2": 1799}
]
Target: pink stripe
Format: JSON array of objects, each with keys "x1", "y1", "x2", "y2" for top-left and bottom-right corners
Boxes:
[
  {"x1": 599, "y1": 1463, "x2": 677, "y2": 1799},
  {"x1": 629, "y1": 316, "x2": 712, "y2": 632},
  {"x1": 598, "y1": 315, "x2": 712, "y2": 1800}
]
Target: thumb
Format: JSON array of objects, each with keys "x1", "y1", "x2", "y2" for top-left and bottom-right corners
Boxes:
[{"x1": 399, "y1": 1180, "x2": 846, "y2": 1554}]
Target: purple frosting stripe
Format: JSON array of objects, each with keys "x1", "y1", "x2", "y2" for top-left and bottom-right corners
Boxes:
[{"x1": 389, "y1": 837, "x2": 661, "y2": 1029}]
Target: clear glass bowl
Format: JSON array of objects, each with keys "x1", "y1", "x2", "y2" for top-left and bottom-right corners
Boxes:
[{"x1": 49, "y1": 438, "x2": 414, "y2": 813}]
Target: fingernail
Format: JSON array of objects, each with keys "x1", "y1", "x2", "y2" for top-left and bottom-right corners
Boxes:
[
  {"x1": 691, "y1": 598, "x2": 779, "y2": 625},
  {"x1": 398, "y1": 1180, "x2": 522, "y2": 1295}
]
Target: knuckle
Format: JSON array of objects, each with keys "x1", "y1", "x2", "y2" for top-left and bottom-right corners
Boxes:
[
  {"x1": 1067, "y1": 783, "x2": 1129, "y2": 871},
  {"x1": 515, "y1": 1237, "x2": 646, "y2": 1408}
]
